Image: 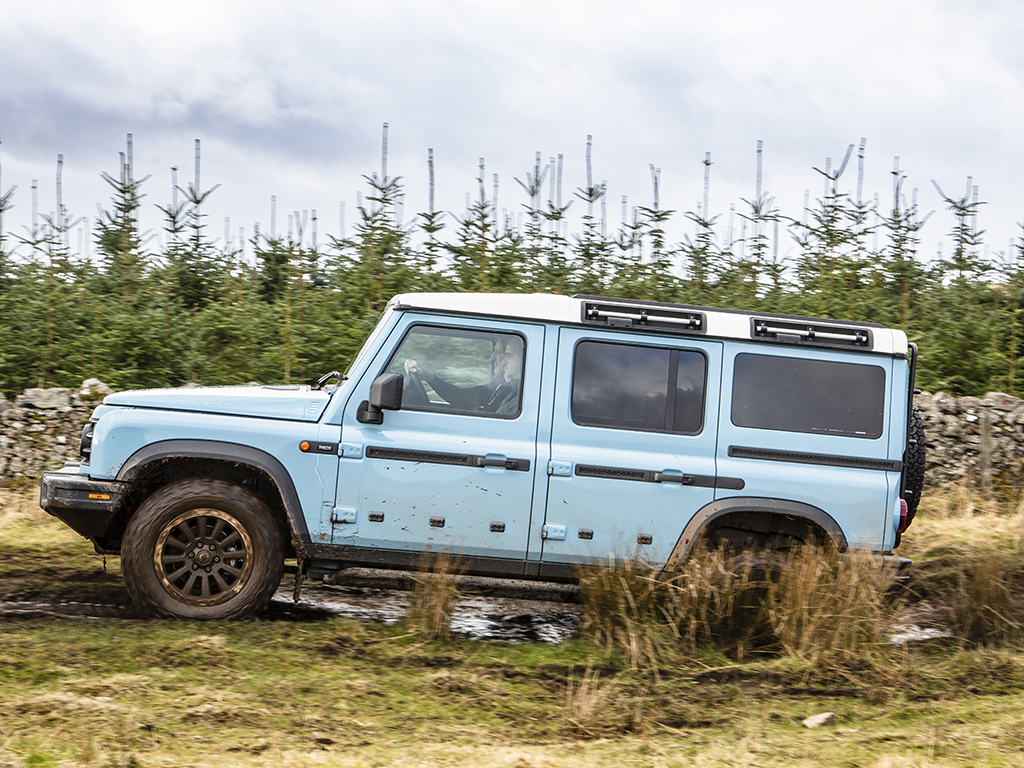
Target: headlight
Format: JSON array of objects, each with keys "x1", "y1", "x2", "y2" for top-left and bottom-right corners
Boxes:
[{"x1": 80, "y1": 422, "x2": 96, "y2": 459}]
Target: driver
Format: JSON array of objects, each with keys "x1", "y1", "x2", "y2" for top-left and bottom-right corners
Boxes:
[
  {"x1": 490, "y1": 339, "x2": 523, "y2": 415},
  {"x1": 403, "y1": 337, "x2": 510, "y2": 410}
]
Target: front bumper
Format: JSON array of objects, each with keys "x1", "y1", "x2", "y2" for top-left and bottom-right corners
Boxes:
[{"x1": 39, "y1": 463, "x2": 125, "y2": 539}]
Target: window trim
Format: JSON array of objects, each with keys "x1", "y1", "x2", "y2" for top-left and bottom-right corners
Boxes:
[
  {"x1": 380, "y1": 323, "x2": 528, "y2": 420},
  {"x1": 569, "y1": 338, "x2": 708, "y2": 436}
]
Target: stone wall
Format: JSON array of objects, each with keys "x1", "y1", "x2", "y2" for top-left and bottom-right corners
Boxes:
[
  {"x1": 0, "y1": 381, "x2": 110, "y2": 483},
  {"x1": 915, "y1": 390, "x2": 1024, "y2": 490},
  {"x1": 2, "y1": 380, "x2": 1022, "y2": 492}
]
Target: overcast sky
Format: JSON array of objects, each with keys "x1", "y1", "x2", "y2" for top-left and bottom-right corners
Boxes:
[{"x1": 2, "y1": 0, "x2": 1023, "y2": 269}]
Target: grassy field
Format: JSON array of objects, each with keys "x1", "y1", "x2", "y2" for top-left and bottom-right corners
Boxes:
[{"x1": 3, "y1": 485, "x2": 1024, "y2": 767}]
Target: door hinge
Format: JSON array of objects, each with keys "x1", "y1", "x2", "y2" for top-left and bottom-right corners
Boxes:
[
  {"x1": 331, "y1": 507, "x2": 357, "y2": 524},
  {"x1": 542, "y1": 524, "x2": 566, "y2": 540},
  {"x1": 548, "y1": 461, "x2": 572, "y2": 477},
  {"x1": 340, "y1": 443, "x2": 364, "y2": 459}
]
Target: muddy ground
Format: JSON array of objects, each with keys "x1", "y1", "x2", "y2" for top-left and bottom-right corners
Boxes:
[
  {"x1": 0, "y1": 559, "x2": 585, "y2": 643},
  {"x1": 0, "y1": 560, "x2": 951, "y2": 646}
]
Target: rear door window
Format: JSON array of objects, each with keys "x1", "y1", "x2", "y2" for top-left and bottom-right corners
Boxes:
[
  {"x1": 571, "y1": 341, "x2": 707, "y2": 434},
  {"x1": 731, "y1": 353, "x2": 885, "y2": 439}
]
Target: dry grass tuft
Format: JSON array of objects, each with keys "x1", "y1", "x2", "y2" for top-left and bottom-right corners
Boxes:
[
  {"x1": 767, "y1": 548, "x2": 896, "y2": 665},
  {"x1": 904, "y1": 484, "x2": 1024, "y2": 553},
  {"x1": 561, "y1": 665, "x2": 618, "y2": 735},
  {"x1": 902, "y1": 485, "x2": 1024, "y2": 646},
  {"x1": 0, "y1": 486, "x2": 46, "y2": 532},
  {"x1": 941, "y1": 550, "x2": 1024, "y2": 646},
  {"x1": 404, "y1": 552, "x2": 462, "y2": 642},
  {"x1": 577, "y1": 556, "x2": 677, "y2": 671},
  {"x1": 580, "y1": 546, "x2": 901, "y2": 668}
]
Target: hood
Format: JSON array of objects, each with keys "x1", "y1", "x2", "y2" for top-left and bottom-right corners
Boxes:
[{"x1": 103, "y1": 384, "x2": 333, "y2": 422}]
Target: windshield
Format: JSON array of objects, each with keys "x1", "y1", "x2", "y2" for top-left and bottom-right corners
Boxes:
[{"x1": 344, "y1": 307, "x2": 395, "y2": 378}]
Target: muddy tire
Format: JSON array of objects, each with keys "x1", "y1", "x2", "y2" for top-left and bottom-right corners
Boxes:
[
  {"x1": 724, "y1": 550, "x2": 787, "y2": 585},
  {"x1": 903, "y1": 405, "x2": 927, "y2": 525},
  {"x1": 121, "y1": 479, "x2": 284, "y2": 620}
]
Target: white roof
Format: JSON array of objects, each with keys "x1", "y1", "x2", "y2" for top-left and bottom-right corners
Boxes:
[{"x1": 388, "y1": 293, "x2": 908, "y2": 356}]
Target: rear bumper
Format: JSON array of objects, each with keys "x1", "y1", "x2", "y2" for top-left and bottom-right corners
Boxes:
[{"x1": 39, "y1": 463, "x2": 125, "y2": 539}]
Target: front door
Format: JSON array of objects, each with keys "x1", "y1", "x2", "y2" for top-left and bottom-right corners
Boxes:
[{"x1": 335, "y1": 315, "x2": 545, "y2": 569}]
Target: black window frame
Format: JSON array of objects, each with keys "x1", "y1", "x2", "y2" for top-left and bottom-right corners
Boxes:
[
  {"x1": 569, "y1": 339, "x2": 708, "y2": 436},
  {"x1": 380, "y1": 323, "x2": 527, "y2": 420}
]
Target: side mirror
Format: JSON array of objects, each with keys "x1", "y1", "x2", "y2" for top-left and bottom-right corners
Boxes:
[{"x1": 356, "y1": 372, "x2": 404, "y2": 424}]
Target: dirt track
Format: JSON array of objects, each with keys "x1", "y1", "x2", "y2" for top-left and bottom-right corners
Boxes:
[{"x1": 0, "y1": 569, "x2": 584, "y2": 643}]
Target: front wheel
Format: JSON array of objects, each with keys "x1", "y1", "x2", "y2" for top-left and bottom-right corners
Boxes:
[{"x1": 121, "y1": 479, "x2": 285, "y2": 620}]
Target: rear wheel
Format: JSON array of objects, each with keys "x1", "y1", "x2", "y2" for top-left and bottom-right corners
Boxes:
[
  {"x1": 121, "y1": 479, "x2": 284, "y2": 620},
  {"x1": 717, "y1": 550, "x2": 788, "y2": 649}
]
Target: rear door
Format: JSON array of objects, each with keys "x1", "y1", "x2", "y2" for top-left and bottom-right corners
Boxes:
[{"x1": 540, "y1": 328, "x2": 724, "y2": 568}]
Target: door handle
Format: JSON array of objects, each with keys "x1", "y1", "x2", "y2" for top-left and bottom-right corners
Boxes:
[
  {"x1": 655, "y1": 470, "x2": 695, "y2": 485},
  {"x1": 477, "y1": 454, "x2": 526, "y2": 471}
]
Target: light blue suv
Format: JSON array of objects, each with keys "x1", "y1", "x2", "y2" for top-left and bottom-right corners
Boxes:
[{"x1": 40, "y1": 293, "x2": 925, "y2": 619}]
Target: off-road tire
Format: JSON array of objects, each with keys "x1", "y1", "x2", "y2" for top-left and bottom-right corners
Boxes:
[
  {"x1": 121, "y1": 478, "x2": 284, "y2": 620},
  {"x1": 724, "y1": 550, "x2": 788, "y2": 585},
  {"x1": 720, "y1": 550, "x2": 788, "y2": 650},
  {"x1": 903, "y1": 405, "x2": 927, "y2": 524}
]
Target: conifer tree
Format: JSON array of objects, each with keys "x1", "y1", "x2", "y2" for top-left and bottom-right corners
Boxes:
[
  {"x1": 514, "y1": 152, "x2": 550, "y2": 290},
  {"x1": 882, "y1": 160, "x2": 931, "y2": 330},
  {"x1": 95, "y1": 142, "x2": 150, "y2": 299},
  {"x1": 679, "y1": 153, "x2": 719, "y2": 303},
  {"x1": 572, "y1": 135, "x2": 612, "y2": 295}
]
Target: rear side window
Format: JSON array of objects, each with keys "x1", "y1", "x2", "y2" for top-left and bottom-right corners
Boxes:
[
  {"x1": 731, "y1": 353, "x2": 885, "y2": 439},
  {"x1": 571, "y1": 341, "x2": 706, "y2": 434}
]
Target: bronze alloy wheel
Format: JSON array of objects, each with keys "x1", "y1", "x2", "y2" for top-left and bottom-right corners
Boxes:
[
  {"x1": 154, "y1": 508, "x2": 255, "y2": 607},
  {"x1": 122, "y1": 478, "x2": 285, "y2": 620}
]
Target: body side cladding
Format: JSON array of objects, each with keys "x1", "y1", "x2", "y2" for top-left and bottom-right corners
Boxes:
[
  {"x1": 728, "y1": 445, "x2": 902, "y2": 472},
  {"x1": 118, "y1": 439, "x2": 312, "y2": 549},
  {"x1": 307, "y1": 543, "x2": 532, "y2": 579},
  {"x1": 306, "y1": 544, "x2": 584, "y2": 585},
  {"x1": 663, "y1": 496, "x2": 849, "y2": 571}
]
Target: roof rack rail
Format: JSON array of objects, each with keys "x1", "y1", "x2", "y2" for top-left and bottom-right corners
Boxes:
[
  {"x1": 751, "y1": 317, "x2": 873, "y2": 349},
  {"x1": 581, "y1": 301, "x2": 706, "y2": 335}
]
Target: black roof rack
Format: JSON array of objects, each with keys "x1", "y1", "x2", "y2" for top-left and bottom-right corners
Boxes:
[
  {"x1": 581, "y1": 300, "x2": 705, "y2": 335},
  {"x1": 571, "y1": 294, "x2": 883, "y2": 329},
  {"x1": 751, "y1": 317, "x2": 873, "y2": 349}
]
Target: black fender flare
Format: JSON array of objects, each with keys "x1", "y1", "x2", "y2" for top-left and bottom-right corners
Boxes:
[
  {"x1": 663, "y1": 497, "x2": 848, "y2": 571},
  {"x1": 117, "y1": 439, "x2": 311, "y2": 548}
]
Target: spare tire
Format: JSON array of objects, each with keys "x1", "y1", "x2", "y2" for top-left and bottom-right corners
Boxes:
[{"x1": 902, "y1": 405, "x2": 927, "y2": 526}]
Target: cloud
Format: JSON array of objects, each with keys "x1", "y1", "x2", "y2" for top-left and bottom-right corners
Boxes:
[{"x1": 2, "y1": 0, "x2": 1024, "y2": 257}]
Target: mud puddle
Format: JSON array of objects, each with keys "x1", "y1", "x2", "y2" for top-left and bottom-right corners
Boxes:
[
  {"x1": 270, "y1": 583, "x2": 583, "y2": 644},
  {"x1": 889, "y1": 600, "x2": 953, "y2": 645},
  {"x1": 0, "y1": 577, "x2": 584, "y2": 643},
  {"x1": 0, "y1": 600, "x2": 133, "y2": 620}
]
